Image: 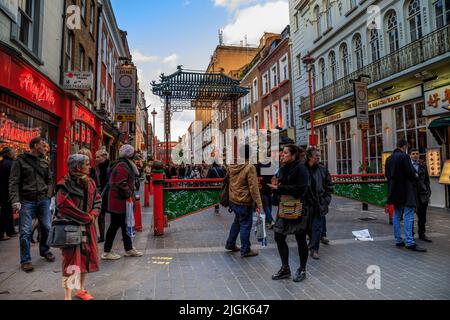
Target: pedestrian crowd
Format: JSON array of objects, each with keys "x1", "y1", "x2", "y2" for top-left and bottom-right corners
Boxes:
[{"x1": 0, "y1": 137, "x2": 145, "y2": 300}]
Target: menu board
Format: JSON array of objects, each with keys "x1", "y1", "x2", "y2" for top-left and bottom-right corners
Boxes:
[
  {"x1": 427, "y1": 148, "x2": 442, "y2": 177},
  {"x1": 439, "y1": 160, "x2": 450, "y2": 185}
]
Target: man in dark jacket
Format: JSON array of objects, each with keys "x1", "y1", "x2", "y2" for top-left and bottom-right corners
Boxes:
[
  {"x1": 409, "y1": 148, "x2": 432, "y2": 242},
  {"x1": 207, "y1": 162, "x2": 226, "y2": 215},
  {"x1": 0, "y1": 147, "x2": 16, "y2": 240},
  {"x1": 94, "y1": 149, "x2": 111, "y2": 243},
  {"x1": 305, "y1": 147, "x2": 333, "y2": 260},
  {"x1": 385, "y1": 140, "x2": 426, "y2": 252},
  {"x1": 9, "y1": 137, "x2": 55, "y2": 272}
]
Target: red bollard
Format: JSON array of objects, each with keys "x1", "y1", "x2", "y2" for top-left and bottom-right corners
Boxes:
[
  {"x1": 134, "y1": 196, "x2": 143, "y2": 232},
  {"x1": 144, "y1": 182, "x2": 150, "y2": 207},
  {"x1": 152, "y1": 168, "x2": 165, "y2": 236}
]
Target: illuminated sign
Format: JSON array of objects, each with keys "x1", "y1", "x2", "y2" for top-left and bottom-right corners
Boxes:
[
  {"x1": 0, "y1": 115, "x2": 41, "y2": 145},
  {"x1": 427, "y1": 148, "x2": 442, "y2": 177},
  {"x1": 73, "y1": 105, "x2": 96, "y2": 128},
  {"x1": 19, "y1": 72, "x2": 56, "y2": 105}
]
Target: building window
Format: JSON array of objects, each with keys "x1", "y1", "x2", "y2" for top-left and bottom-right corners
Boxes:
[
  {"x1": 369, "y1": 29, "x2": 380, "y2": 62},
  {"x1": 252, "y1": 78, "x2": 258, "y2": 103},
  {"x1": 262, "y1": 72, "x2": 269, "y2": 95},
  {"x1": 311, "y1": 65, "x2": 317, "y2": 92},
  {"x1": 314, "y1": 5, "x2": 321, "y2": 38},
  {"x1": 254, "y1": 113, "x2": 259, "y2": 132},
  {"x1": 296, "y1": 54, "x2": 301, "y2": 78},
  {"x1": 317, "y1": 127, "x2": 328, "y2": 168},
  {"x1": 407, "y1": 0, "x2": 423, "y2": 42},
  {"x1": 434, "y1": 0, "x2": 450, "y2": 29},
  {"x1": 349, "y1": 0, "x2": 357, "y2": 10},
  {"x1": 353, "y1": 33, "x2": 364, "y2": 70},
  {"x1": 270, "y1": 63, "x2": 278, "y2": 89},
  {"x1": 15, "y1": 0, "x2": 42, "y2": 54},
  {"x1": 272, "y1": 103, "x2": 280, "y2": 129},
  {"x1": 264, "y1": 107, "x2": 271, "y2": 130},
  {"x1": 329, "y1": 51, "x2": 337, "y2": 83},
  {"x1": 367, "y1": 112, "x2": 383, "y2": 173},
  {"x1": 385, "y1": 10, "x2": 399, "y2": 53},
  {"x1": 88, "y1": 59, "x2": 94, "y2": 100},
  {"x1": 102, "y1": 33, "x2": 107, "y2": 63},
  {"x1": 66, "y1": 31, "x2": 74, "y2": 71},
  {"x1": 324, "y1": 0, "x2": 332, "y2": 29},
  {"x1": 335, "y1": 120, "x2": 352, "y2": 174},
  {"x1": 280, "y1": 54, "x2": 289, "y2": 82},
  {"x1": 319, "y1": 58, "x2": 326, "y2": 88},
  {"x1": 282, "y1": 97, "x2": 291, "y2": 128},
  {"x1": 108, "y1": 50, "x2": 113, "y2": 75},
  {"x1": 395, "y1": 102, "x2": 427, "y2": 156},
  {"x1": 293, "y1": 11, "x2": 299, "y2": 31},
  {"x1": 89, "y1": 1, "x2": 95, "y2": 34},
  {"x1": 79, "y1": 46, "x2": 85, "y2": 72},
  {"x1": 340, "y1": 43, "x2": 349, "y2": 77}
]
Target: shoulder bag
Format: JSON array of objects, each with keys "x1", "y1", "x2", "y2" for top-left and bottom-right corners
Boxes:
[{"x1": 278, "y1": 195, "x2": 303, "y2": 220}]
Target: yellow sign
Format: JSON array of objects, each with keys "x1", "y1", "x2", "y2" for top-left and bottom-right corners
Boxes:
[
  {"x1": 115, "y1": 114, "x2": 136, "y2": 122},
  {"x1": 439, "y1": 160, "x2": 450, "y2": 185},
  {"x1": 382, "y1": 151, "x2": 392, "y2": 175},
  {"x1": 427, "y1": 148, "x2": 442, "y2": 177}
]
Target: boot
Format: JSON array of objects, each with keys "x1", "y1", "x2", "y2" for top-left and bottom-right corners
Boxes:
[
  {"x1": 293, "y1": 268, "x2": 307, "y2": 283},
  {"x1": 272, "y1": 265, "x2": 291, "y2": 280}
]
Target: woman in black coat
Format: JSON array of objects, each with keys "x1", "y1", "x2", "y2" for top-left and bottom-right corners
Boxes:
[{"x1": 268, "y1": 145, "x2": 310, "y2": 283}]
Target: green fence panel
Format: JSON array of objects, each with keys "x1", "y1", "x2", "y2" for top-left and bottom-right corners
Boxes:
[
  {"x1": 163, "y1": 189, "x2": 220, "y2": 221},
  {"x1": 333, "y1": 183, "x2": 388, "y2": 207}
]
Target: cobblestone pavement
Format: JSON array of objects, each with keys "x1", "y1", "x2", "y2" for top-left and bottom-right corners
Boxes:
[{"x1": 0, "y1": 196, "x2": 449, "y2": 300}]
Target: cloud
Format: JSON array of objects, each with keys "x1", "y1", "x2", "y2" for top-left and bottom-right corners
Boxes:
[
  {"x1": 163, "y1": 54, "x2": 179, "y2": 69},
  {"x1": 221, "y1": 1, "x2": 289, "y2": 44},
  {"x1": 131, "y1": 49, "x2": 159, "y2": 63},
  {"x1": 213, "y1": 0, "x2": 258, "y2": 11}
]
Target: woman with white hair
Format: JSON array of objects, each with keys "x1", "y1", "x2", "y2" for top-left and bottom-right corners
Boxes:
[
  {"x1": 56, "y1": 154, "x2": 102, "y2": 300},
  {"x1": 102, "y1": 144, "x2": 143, "y2": 260}
]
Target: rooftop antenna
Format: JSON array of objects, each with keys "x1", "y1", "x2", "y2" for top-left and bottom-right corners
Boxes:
[
  {"x1": 218, "y1": 29, "x2": 223, "y2": 45},
  {"x1": 244, "y1": 35, "x2": 248, "y2": 47}
]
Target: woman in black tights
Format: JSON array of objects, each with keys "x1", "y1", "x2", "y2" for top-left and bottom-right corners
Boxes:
[{"x1": 268, "y1": 145, "x2": 310, "y2": 282}]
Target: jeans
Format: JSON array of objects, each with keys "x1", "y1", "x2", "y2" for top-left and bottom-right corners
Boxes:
[
  {"x1": 19, "y1": 198, "x2": 52, "y2": 265},
  {"x1": 226, "y1": 203, "x2": 254, "y2": 256},
  {"x1": 104, "y1": 212, "x2": 133, "y2": 253},
  {"x1": 393, "y1": 206, "x2": 415, "y2": 247},
  {"x1": 309, "y1": 215, "x2": 324, "y2": 251},
  {"x1": 261, "y1": 193, "x2": 273, "y2": 224}
]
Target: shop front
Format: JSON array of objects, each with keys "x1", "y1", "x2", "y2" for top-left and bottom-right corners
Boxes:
[{"x1": 71, "y1": 103, "x2": 102, "y2": 161}]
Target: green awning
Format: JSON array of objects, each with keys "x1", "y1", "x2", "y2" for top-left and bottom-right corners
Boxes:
[{"x1": 428, "y1": 116, "x2": 450, "y2": 145}]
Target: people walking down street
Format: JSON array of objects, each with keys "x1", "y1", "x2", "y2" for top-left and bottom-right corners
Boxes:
[
  {"x1": 102, "y1": 144, "x2": 143, "y2": 260},
  {"x1": 178, "y1": 163, "x2": 186, "y2": 179},
  {"x1": 256, "y1": 162, "x2": 275, "y2": 229},
  {"x1": 207, "y1": 162, "x2": 226, "y2": 215},
  {"x1": 56, "y1": 154, "x2": 101, "y2": 300},
  {"x1": 305, "y1": 147, "x2": 333, "y2": 260},
  {"x1": 385, "y1": 140, "x2": 426, "y2": 252},
  {"x1": 225, "y1": 144, "x2": 263, "y2": 258},
  {"x1": 9, "y1": 137, "x2": 55, "y2": 272},
  {"x1": 409, "y1": 148, "x2": 432, "y2": 243},
  {"x1": 268, "y1": 145, "x2": 310, "y2": 283},
  {"x1": 0, "y1": 147, "x2": 17, "y2": 240},
  {"x1": 189, "y1": 165, "x2": 202, "y2": 179},
  {"x1": 78, "y1": 149, "x2": 96, "y2": 180},
  {"x1": 94, "y1": 149, "x2": 110, "y2": 243}
]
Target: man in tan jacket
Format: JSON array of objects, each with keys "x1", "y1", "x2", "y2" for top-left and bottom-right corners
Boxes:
[{"x1": 225, "y1": 145, "x2": 263, "y2": 257}]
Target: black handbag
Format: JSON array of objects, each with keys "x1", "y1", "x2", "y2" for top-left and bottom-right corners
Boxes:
[{"x1": 47, "y1": 219, "x2": 82, "y2": 248}]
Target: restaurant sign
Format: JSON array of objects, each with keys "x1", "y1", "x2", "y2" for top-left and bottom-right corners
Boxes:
[
  {"x1": 368, "y1": 86, "x2": 422, "y2": 111},
  {"x1": 424, "y1": 85, "x2": 450, "y2": 116}
]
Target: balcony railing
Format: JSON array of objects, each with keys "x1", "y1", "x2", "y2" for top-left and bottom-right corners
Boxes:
[{"x1": 301, "y1": 24, "x2": 450, "y2": 114}]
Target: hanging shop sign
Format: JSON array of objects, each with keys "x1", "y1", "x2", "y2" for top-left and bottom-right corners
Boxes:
[
  {"x1": 115, "y1": 64, "x2": 137, "y2": 122},
  {"x1": 0, "y1": 0, "x2": 18, "y2": 23},
  {"x1": 439, "y1": 160, "x2": 450, "y2": 185},
  {"x1": 427, "y1": 148, "x2": 442, "y2": 177},
  {"x1": 354, "y1": 81, "x2": 369, "y2": 130},
  {"x1": 19, "y1": 72, "x2": 56, "y2": 105},
  {"x1": 73, "y1": 105, "x2": 96, "y2": 129},
  {"x1": 368, "y1": 86, "x2": 422, "y2": 111},
  {"x1": 425, "y1": 85, "x2": 450, "y2": 116},
  {"x1": 63, "y1": 72, "x2": 93, "y2": 90}
]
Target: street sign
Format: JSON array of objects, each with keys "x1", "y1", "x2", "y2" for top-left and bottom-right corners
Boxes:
[
  {"x1": 354, "y1": 81, "x2": 369, "y2": 130},
  {"x1": 63, "y1": 72, "x2": 93, "y2": 90},
  {"x1": 115, "y1": 64, "x2": 137, "y2": 122}
]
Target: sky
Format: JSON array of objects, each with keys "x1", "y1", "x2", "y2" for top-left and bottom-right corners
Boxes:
[{"x1": 111, "y1": 0, "x2": 289, "y2": 140}]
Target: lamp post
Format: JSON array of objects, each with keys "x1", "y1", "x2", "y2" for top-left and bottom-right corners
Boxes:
[
  {"x1": 302, "y1": 54, "x2": 317, "y2": 146},
  {"x1": 151, "y1": 108, "x2": 157, "y2": 160}
]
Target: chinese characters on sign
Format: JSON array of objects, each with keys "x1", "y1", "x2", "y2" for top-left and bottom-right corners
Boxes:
[
  {"x1": 425, "y1": 86, "x2": 450, "y2": 115},
  {"x1": 19, "y1": 72, "x2": 56, "y2": 105}
]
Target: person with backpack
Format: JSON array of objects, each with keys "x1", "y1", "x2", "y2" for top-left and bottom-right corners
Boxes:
[
  {"x1": 9, "y1": 137, "x2": 55, "y2": 272},
  {"x1": 207, "y1": 162, "x2": 226, "y2": 215},
  {"x1": 102, "y1": 144, "x2": 143, "y2": 260}
]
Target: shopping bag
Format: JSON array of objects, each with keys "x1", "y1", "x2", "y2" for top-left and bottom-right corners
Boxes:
[
  {"x1": 126, "y1": 198, "x2": 136, "y2": 238},
  {"x1": 256, "y1": 213, "x2": 268, "y2": 247}
]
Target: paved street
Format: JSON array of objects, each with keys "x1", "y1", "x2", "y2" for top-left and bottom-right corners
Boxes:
[{"x1": 0, "y1": 196, "x2": 449, "y2": 300}]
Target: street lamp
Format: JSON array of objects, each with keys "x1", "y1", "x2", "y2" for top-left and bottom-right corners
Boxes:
[
  {"x1": 302, "y1": 54, "x2": 317, "y2": 146},
  {"x1": 151, "y1": 108, "x2": 157, "y2": 160}
]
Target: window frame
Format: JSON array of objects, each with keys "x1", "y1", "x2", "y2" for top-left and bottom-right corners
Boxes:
[{"x1": 279, "y1": 53, "x2": 289, "y2": 82}]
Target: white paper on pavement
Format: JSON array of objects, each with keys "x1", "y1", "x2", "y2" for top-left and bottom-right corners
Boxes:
[{"x1": 352, "y1": 229, "x2": 374, "y2": 241}]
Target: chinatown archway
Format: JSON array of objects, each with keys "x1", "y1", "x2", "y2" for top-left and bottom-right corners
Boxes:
[{"x1": 151, "y1": 66, "x2": 249, "y2": 165}]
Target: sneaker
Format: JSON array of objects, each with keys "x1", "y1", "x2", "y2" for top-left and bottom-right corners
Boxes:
[
  {"x1": 272, "y1": 266, "x2": 291, "y2": 280},
  {"x1": 43, "y1": 252, "x2": 55, "y2": 262},
  {"x1": 0, "y1": 235, "x2": 11, "y2": 241},
  {"x1": 21, "y1": 263, "x2": 34, "y2": 273},
  {"x1": 321, "y1": 237, "x2": 330, "y2": 245},
  {"x1": 76, "y1": 290, "x2": 94, "y2": 300},
  {"x1": 241, "y1": 249, "x2": 258, "y2": 258},
  {"x1": 125, "y1": 248, "x2": 143, "y2": 257},
  {"x1": 225, "y1": 245, "x2": 240, "y2": 252},
  {"x1": 293, "y1": 269, "x2": 307, "y2": 283},
  {"x1": 101, "y1": 252, "x2": 121, "y2": 260}
]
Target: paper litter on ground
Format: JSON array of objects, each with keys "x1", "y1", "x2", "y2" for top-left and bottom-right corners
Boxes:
[{"x1": 352, "y1": 229, "x2": 374, "y2": 241}]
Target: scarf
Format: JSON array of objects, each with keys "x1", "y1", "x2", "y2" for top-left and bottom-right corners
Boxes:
[{"x1": 69, "y1": 171, "x2": 91, "y2": 190}]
